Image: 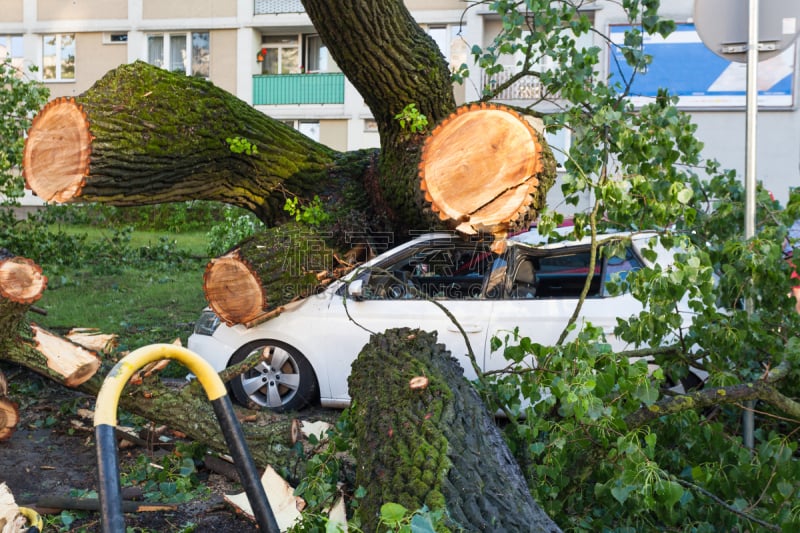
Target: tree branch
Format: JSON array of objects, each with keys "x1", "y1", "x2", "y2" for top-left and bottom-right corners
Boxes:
[{"x1": 625, "y1": 380, "x2": 800, "y2": 428}]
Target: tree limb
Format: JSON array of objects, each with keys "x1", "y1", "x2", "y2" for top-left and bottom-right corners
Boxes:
[{"x1": 625, "y1": 380, "x2": 800, "y2": 428}]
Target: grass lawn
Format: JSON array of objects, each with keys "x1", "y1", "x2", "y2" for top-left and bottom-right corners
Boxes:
[
  {"x1": 33, "y1": 228, "x2": 211, "y2": 355},
  {"x1": 55, "y1": 224, "x2": 210, "y2": 256}
]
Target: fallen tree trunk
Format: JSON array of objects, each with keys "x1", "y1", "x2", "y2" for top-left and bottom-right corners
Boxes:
[
  {"x1": 0, "y1": 252, "x2": 331, "y2": 464},
  {"x1": 22, "y1": 64, "x2": 348, "y2": 224},
  {"x1": 1, "y1": 336, "x2": 337, "y2": 469},
  {"x1": 348, "y1": 327, "x2": 561, "y2": 532}
]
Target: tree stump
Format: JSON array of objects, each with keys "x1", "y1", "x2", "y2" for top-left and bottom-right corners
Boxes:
[{"x1": 348, "y1": 328, "x2": 561, "y2": 532}]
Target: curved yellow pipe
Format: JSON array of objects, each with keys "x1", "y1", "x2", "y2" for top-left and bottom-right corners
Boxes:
[
  {"x1": 19, "y1": 506, "x2": 43, "y2": 531},
  {"x1": 94, "y1": 344, "x2": 227, "y2": 427}
]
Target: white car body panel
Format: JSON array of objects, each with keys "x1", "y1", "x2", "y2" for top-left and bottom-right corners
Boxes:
[{"x1": 188, "y1": 229, "x2": 687, "y2": 409}]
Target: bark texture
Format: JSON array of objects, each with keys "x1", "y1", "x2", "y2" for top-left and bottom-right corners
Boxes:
[
  {"x1": 348, "y1": 328, "x2": 561, "y2": 532},
  {"x1": 304, "y1": 0, "x2": 460, "y2": 234},
  {"x1": 23, "y1": 63, "x2": 361, "y2": 224},
  {"x1": 204, "y1": 223, "x2": 347, "y2": 326}
]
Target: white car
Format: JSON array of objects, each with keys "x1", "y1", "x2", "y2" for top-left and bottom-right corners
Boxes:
[{"x1": 188, "y1": 228, "x2": 681, "y2": 412}]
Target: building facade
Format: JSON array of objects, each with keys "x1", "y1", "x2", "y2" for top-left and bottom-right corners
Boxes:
[{"x1": 2, "y1": 0, "x2": 798, "y2": 208}]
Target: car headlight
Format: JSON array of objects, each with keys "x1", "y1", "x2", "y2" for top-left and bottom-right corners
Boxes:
[{"x1": 193, "y1": 309, "x2": 221, "y2": 336}]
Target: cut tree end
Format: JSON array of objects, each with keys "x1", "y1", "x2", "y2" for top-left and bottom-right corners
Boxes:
[
  {"x1": 30, "y1": 325, "x2": 102, "y2": 387},
  {"x1": 0, "y1": 257, "x2": 48, "y2": 305},
  {"x1": 419, "y1": 103, "x2": 544, "y2": 245},
  {"x1": 22, "y1": 96, "x2": 93, "y2": 203},
  {"x1": 204, "y1": 251, "x2": 269, "y2": 326},
  {"x1": 0, "y1": 397, "x2": 20, "y2": 441}
]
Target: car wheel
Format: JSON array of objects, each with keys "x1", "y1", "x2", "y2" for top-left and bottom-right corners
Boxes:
[{"x1": 228, "y1": 340, "x2": 318, "y2": 413}]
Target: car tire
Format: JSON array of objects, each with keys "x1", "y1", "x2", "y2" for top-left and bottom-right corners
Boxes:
[{"x1": 228, "y1": 340, "x2": 318, "y2": 413}]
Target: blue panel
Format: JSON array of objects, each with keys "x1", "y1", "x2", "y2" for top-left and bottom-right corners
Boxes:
[{"x1": 608, "y1": 23, "x2": 795, "y2": 108}]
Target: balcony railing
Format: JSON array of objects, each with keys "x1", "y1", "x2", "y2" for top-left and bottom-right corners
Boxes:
[
  {"x1": 253, "y1": 73, "x2": 345, "y2": 105},
  {"x1": 481, "y1": 69, "x2": 544, "y2": 101},
  {"x1": 254, "y1": 0, "x2": 304, "y2": 15}
]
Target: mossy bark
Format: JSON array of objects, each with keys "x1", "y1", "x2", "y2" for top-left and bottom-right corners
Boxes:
[
  {"x1": 237, "y1": 223, "x2": 340, "y2": 306},
  {"x1": 348, "y1": 328, "x2": 561, "y2": 532},
  {"x1": 40, "y1": 62, "x2": 375, "y2": 225},
  {"x1": 303, "y1": 0, "x2": 459, "y2": 235}
]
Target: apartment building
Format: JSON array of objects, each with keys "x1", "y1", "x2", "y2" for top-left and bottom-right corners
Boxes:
[{"x1": 2, "y1": 0, "x2": 798, "y2": 208}]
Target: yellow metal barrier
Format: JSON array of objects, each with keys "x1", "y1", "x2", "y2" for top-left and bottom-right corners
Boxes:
[{"x1": 93, "y1": 344, "x2": 279, "y2": 533}]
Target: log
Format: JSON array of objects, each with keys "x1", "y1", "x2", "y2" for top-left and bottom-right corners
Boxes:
[
  {"x1": 0, "y1": 256, "x2": 47, "y2": 305},
  {"x1": 22, "y1": 62, "x2": 345, "y2": 224},
  {"x1": 0, "y1": 364, "x2": 16, "y2": 442},
  {"x1": 32, "y1": 495, "x2": 177, "y2": 514},
  {"x1": 29, "y1": 324, "x2": 101, "y2": 388},
  {"x1": 203, "y1": 223, "x2": 348, "y2": 326},
  {"x1": 348, "y1": 328, "x2": 560, "y2": 532},
  {"x1": 419, "y1": 103, "x2": 554, "y2": 249},
  {"x1": 0, "y1": 254, "x2": 48, "y2": 440},
  {"x1": 0, "y1": 394, "x2": 19, "y2": 442}
]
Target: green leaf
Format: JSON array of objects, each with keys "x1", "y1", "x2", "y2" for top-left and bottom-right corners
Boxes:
[
  {"x1": 656, "y1": 480, "x2": 684, "y2": 508},
  {"x1": 410, "y1": 513, "x2": 437, "y2": 533},
  {"x1": 611, "y1": 484, "x2": 635, "y2": 504},
  {"x1": 179, "y1": 457, "x2": 196, "y2": 476},
  {"x1": 776, "y1": 480, "x2": 795, "y2": 501},
  {"x1": 381, "y1": 502, "x2": 409, "y2": 525}
]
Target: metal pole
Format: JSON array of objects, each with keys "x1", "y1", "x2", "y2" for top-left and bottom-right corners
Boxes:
[{"x1": 743, "y1": 0, "x2": 759, "y2": 450}]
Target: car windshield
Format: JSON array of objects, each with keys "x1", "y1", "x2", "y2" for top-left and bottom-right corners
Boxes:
[
  {"x1": 344, "y1": 235, "x2": 644, "y2": 301},
  {"x1": 360, "y1": 237, "x2": 495, "y2": 299}
]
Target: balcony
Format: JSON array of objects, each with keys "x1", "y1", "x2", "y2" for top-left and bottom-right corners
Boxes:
[
  {"x1": 481, "y1": 69, "x2": 544, "y2": 101},
  {"x1": 254, "y1": 0, "x2": 304, "y2": 15},
  {"x1": 253, "y1": 73, "x2": 345, "y2": 105}
]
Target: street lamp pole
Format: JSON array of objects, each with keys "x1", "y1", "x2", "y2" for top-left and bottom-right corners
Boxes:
[{"x1": 742, "y1": 0, "x2": 759, "y2": 451}]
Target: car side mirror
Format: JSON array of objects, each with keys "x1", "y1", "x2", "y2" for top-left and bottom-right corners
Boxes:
[{"x1": 348, "y1": 279, "x2": 364, "y2": 300}]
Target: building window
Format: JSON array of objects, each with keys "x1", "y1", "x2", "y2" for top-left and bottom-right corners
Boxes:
[
  {"x1": 426, "y1": 25, "x2": 468, "y2": 73},
  {"x1": 281, "y1": 120, "x2": 320, "y2": 142},
  {"x1": 0, "y1": 35, "x2": 24, "y2": 73},
  {"x1": 304, "y1": 34, "x2": 339, "y2": 73},
  {"x1": 103, "y1": 33, "x2": 128, "y2": 44},
  {"x1": 147, "y1": 32, "x2": 209, "y2": 77},
  {"x1": 43, "y1": 34, "x2": 75, "y2": 81},
  {"x1": 260, "y1": 35, "x2": 299, "y2": 74},
  {"x1": 298, "y1": 121, "x2": 319, "y2": 142}
]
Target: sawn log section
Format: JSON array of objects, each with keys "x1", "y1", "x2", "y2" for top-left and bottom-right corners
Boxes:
[{"x1": 0, "y1": 254, "x2": 100, "y2": 440}]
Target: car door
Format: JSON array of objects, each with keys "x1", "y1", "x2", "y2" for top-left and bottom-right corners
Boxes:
[
  {"x1": 483, "y1": 242, "x2": 645, "y2": 372},
  {"x1": 322, "y1": 236, "x2": 496, "y2": 401}
]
